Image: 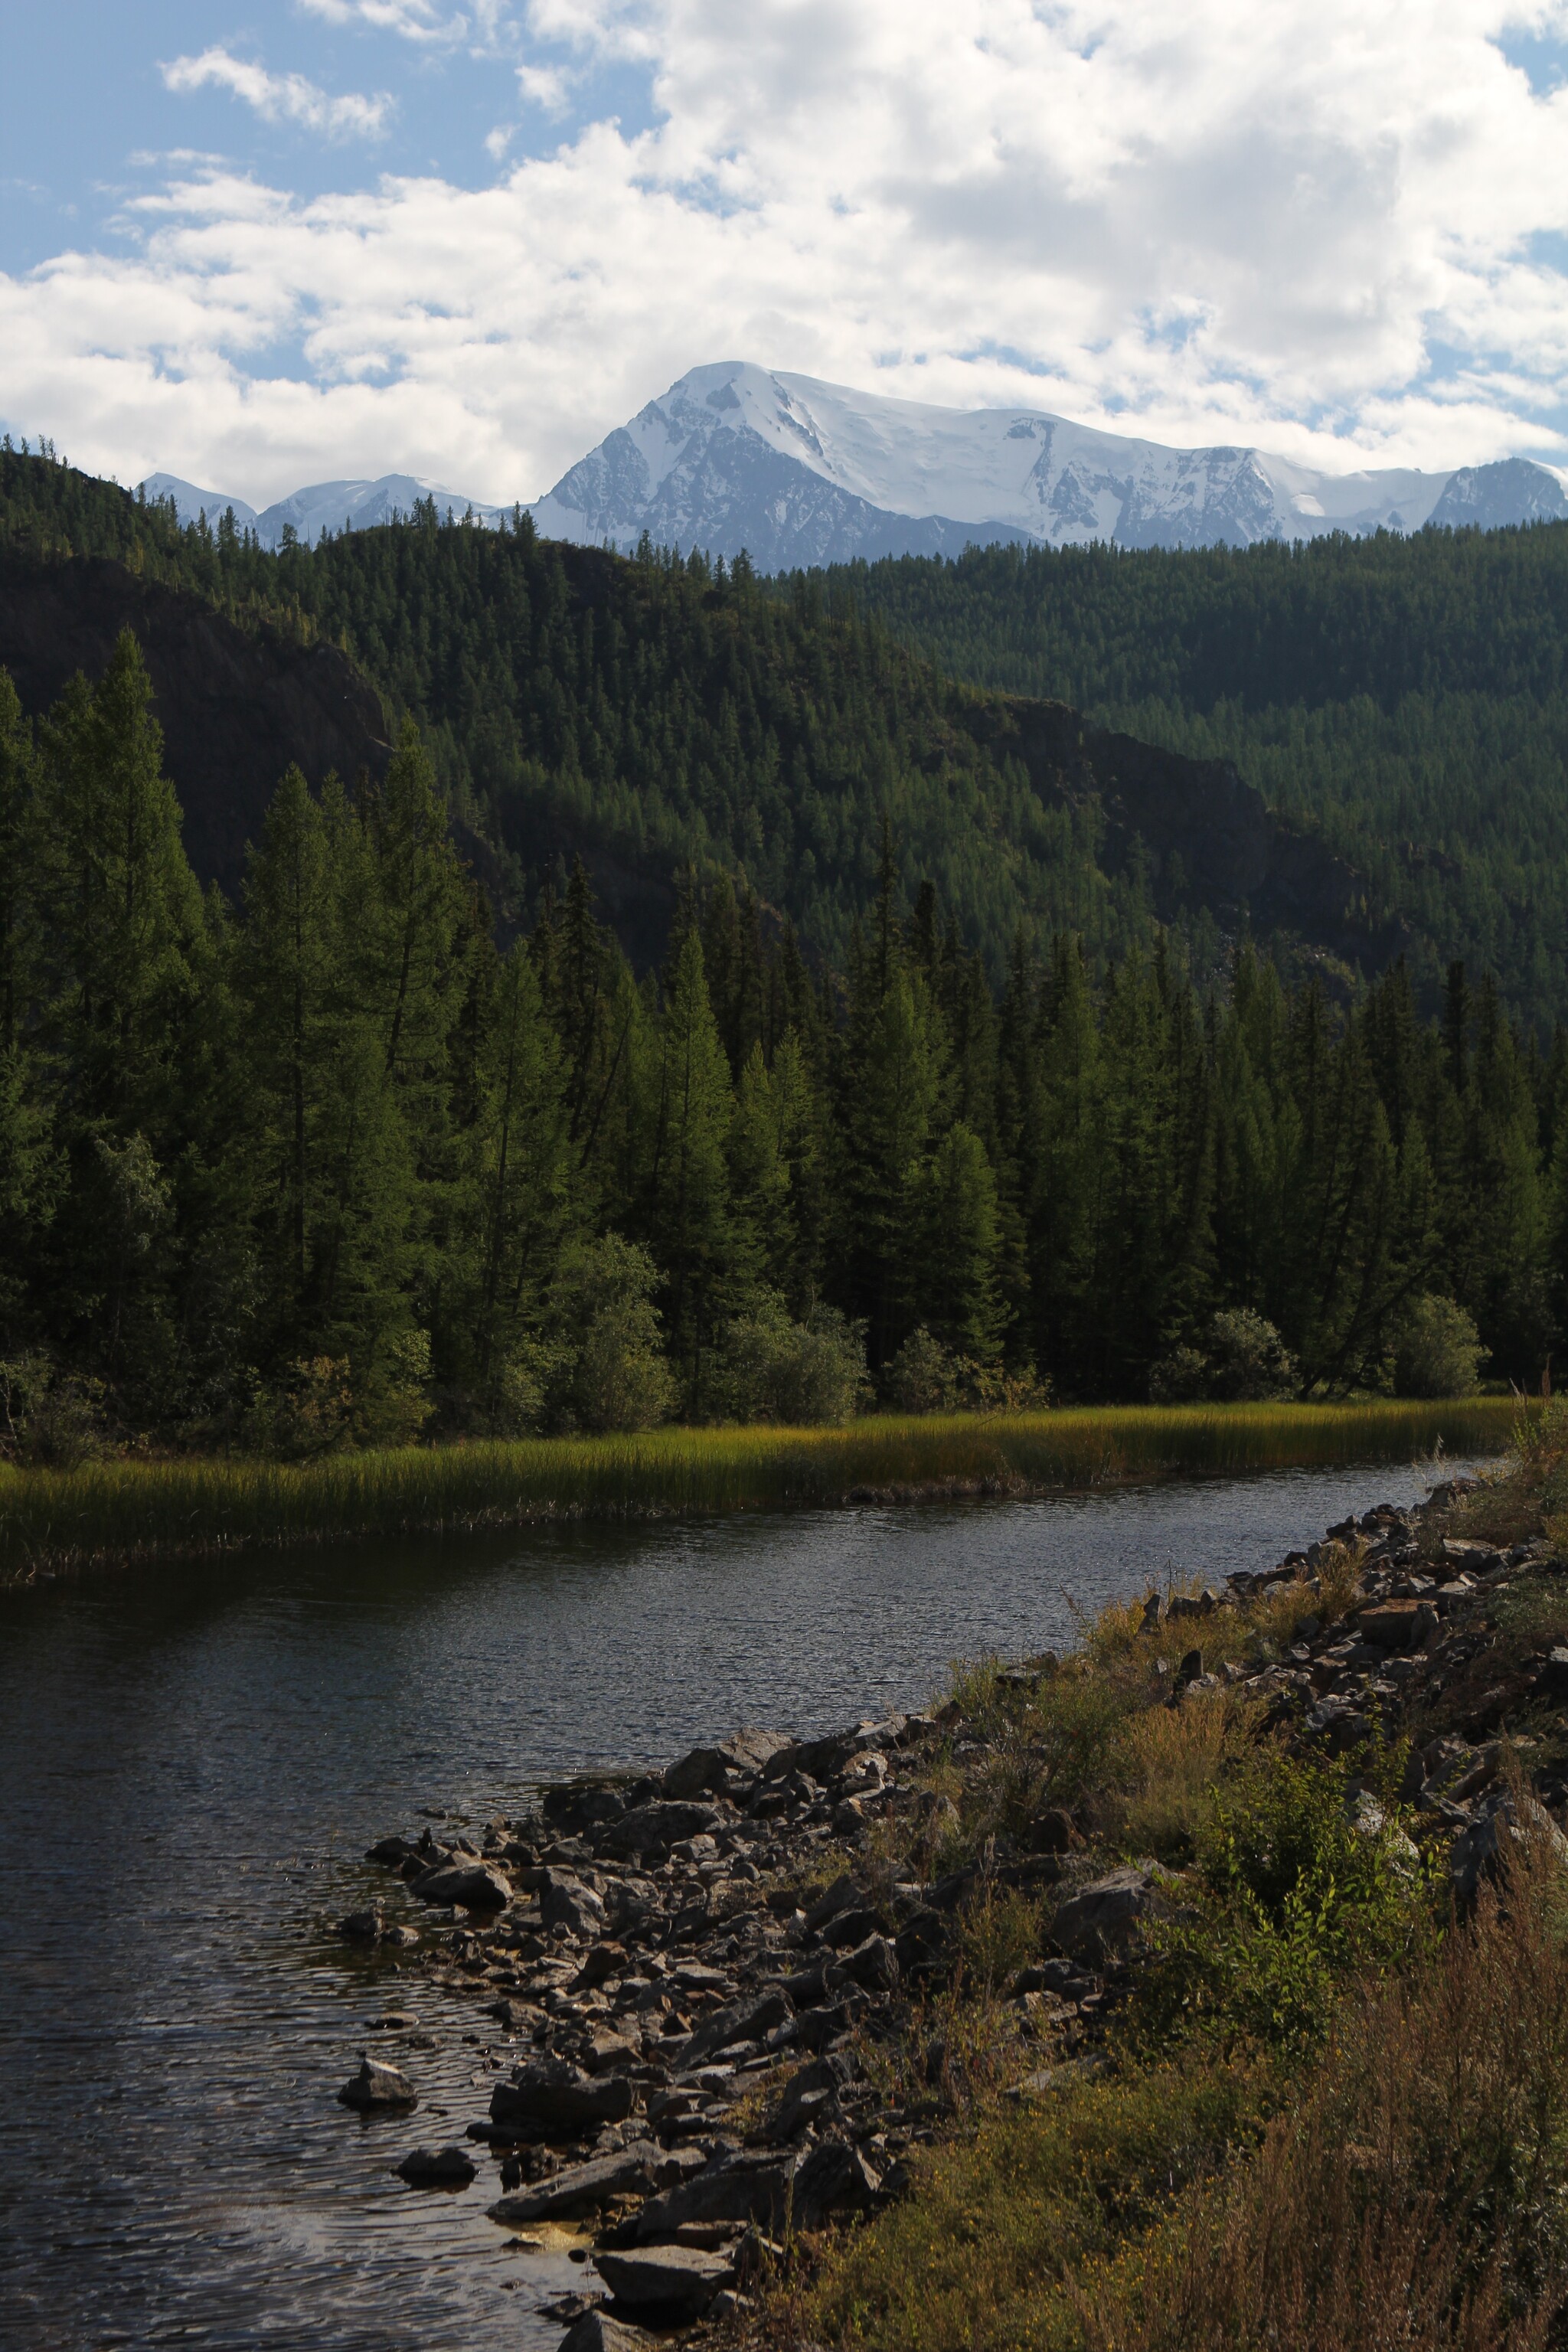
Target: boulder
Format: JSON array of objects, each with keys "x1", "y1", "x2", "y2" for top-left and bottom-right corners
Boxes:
[
  {"x1": 601, "y1": 1802, "x2": 724, "y2": 1859},
  {"x1": 635, "y1": 2147, "x2": 801, "y2": 2238},
  {"x1": 489, "y1": 2056, "x2": 633, "y2": 2134},
  {"x1": 539, "y1": 1869, "x2": 606, "y2": 1939},
  {"x1": 792, "y1": 2136, "x2": 882, "y2": 2227},
  {"x1": 770, "y1": 2051, "x2": 856, "y2": 2140},
  {"x1": 559, "y1": 2313, "x2": 656, "y2": 2352},
  {"x1": 336, "y1": 1907, "x2": 383, "y2": 1943},
  {"x1": 684, "y1": 1988, "x2": 793, "y2": 2069},
  {"x1": 804, "y1": 1873, "x2": 862, "y2": 1933},
  {"x1": 409, "y1": 1860, "x2": 512, "y2": 1910},
  {"x1": 593, "y1": 2245, "x2": 734, "y2": 2312},
  {"x1": 1050, "y1": 1867, "x2": 1158, "y2": 1963},
  {"x1": 1356, "y1": 1599, "x2": 1438, "y2": 1651},
  {"x1": 893, "y1": 1908, "x2": 951, "y2": 1981},
  {"x1": 836, "y1": 1934, "x2": 899, "y2": 1994},
  {"x1": 486, "y1": 2146, "x2": 653, "y2": 2223},
  {"x1": 542, "y1": 1782, "x2": 629, "y2": 1834},
  {"x1": 338, "y1": 2057, "x2": 418, "y2": 2110},
  {"x1": 396, "y1": 2145, "x2": 475, "y2": 2186},
  {"x1": 663, "y1": 1730, "x2": 795, "y2": 1799},
  {"x1": 1450, "y1": 1788, "x2": 1568, "y2": 1903}
]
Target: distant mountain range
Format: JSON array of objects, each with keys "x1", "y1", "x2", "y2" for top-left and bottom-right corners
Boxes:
[{"x1": 145, "y1": 363, "x2": 1568, "y2": 567}]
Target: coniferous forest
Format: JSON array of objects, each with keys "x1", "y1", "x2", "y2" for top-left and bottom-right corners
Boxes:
[
  {"x1": 0, "y1": 619, "x2": 1562, "y2": 1459},
  {"x1": 2, "y1": 442, "x2": 1568, "y2": 1456}
]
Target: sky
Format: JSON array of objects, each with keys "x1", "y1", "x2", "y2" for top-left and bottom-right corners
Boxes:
[{"x1": 3, "y1": 1, "x2": 1568, "y2": 508}]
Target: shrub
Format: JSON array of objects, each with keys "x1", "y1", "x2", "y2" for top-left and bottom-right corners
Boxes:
[
  {"x1": 548, "y1": 1236, "x2": 676, "y2": 1433},
  {"x1": 0, "y1": 1351, "x2": 107, "y2": 1468},
  {"x1": 885, "y1": 1325, "x2": 1048, "y2": 1414},
  {"x1": 1150, "y1": 1311, "x2": 1296, "y2": 1405},
  {"x1": 1086, "y1": 1821, "x2": 1568, "y2": 2350},
  {"x1": 1128, "y1": 1747, "x2": 1430, "y2": 2058},
  {"x1": 245, "y1": 1355, "x2": 356, "y2": 1459},
  {"x1": 1394, "y1": 1292, "x2": 1488, "y2": 1398},
  {"x1": 717, "y1": 1291, "x2": 868, "y2": 1424}
]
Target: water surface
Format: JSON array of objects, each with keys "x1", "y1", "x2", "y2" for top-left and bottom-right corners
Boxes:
[{"x1": 0, "y1": 1462, "x2": 1455, "y2": 2350}]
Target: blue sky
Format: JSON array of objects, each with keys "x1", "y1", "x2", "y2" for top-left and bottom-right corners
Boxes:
[{"x1": 4, "y1": 2, "x2": 1568, "y2": 507}]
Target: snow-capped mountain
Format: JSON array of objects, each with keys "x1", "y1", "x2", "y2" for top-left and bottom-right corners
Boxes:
[
  {"x1": 142, "y1": 471, "x2": 508, "y2": 548},
  {"x1": 528, "y1": 363, "x2": 1568, "y2": 561},
  {"x1": 143, "y1": 365, "x2": 1568, "y2": 567}
]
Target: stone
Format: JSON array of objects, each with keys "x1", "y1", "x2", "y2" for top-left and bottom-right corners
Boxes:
[
  {"x1": 1450, "y1": 1788, "x2": 1568, "y2": 1903},
  {"x1": 539, "y1": 1869, "x2": 606, "y2": 1939},
  {"x1": 663, "y1": 1730, "x2": 795, "y2": 1799},
  {"x1": 820, "y1": 1905, "x2": 881, "y2": 1950},
  {"x1": 593, "y1": 2245, "x2": 734, "y2": 2311},
  {"x1": 770, "y1": 2051, "x2": 856, "y2": 2140},
  {"x1": 1356, "y1": 1599, "x2": 1437, "y2": 1651},
  {"x1": 396, "y1": 2144, "x2": 475, "y2": 2186},
  {"x1": 602, "y1": 1801, "x2": 724, "y2": 1858},
  {"x1": 791, "y1": 2136, "x2": 882, "y2": 2227},
  {"x1": 1027, "y1": 1807, "x2": 1080, "y2": 1854},
  {"x1": 486, "y1": 2146, "x2": 653, "y2": 2223},
  {"x1": 635, "y1": 2147, "x2": 801, "y2": 2239},
  {"x1": 366, "y1": 1835, "x2": 417, "y2": 1867},
  {"x1": 542, "y1": 1782, "x2": 629, "y2": 1834},
  {"x1": 489, "y1": 2056, "x2": 634, "y2": 2134},
  {"x1": 835, "y1": 1934, "x2": 899, "y2": 1994},
  {"x1": 558, "y1": 2312, "x2": 656, "y2": 2352},
  {"x1": 684, "y1": 1988, "x2": 793, "y2": 2068},
  {"x1": 1050, "y1": 1867, "x2": 1158, "y2": 1963},
  {"x1": 893, "y1": 1908, "x2": 951, "y2": 1981},
  {"x1": 580, "y1": 2030, "x2": 639, "y2": 2076},
  {"x1": 804, "y1": 1874, "x2": 861, "y2": 1933},
  {"x1": 338, "y1": 2057, "x2": 418, "y2": 2109},
  {"x1": 410, "y1": 1860, "x2": 512, "y2": 1911},
  {"x1": 336, "y1": 1907, "x2": 383, "y2": 1943}
]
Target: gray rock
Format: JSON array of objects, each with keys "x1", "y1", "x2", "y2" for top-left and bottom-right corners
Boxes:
[
  {"x1": 1050, "y1": 1867, "x2": 1158, "y2": 1963},
  {"x1": 539, "y1": 1869, "x2": 606, "y2": 1939},
  {"x1": 770, "y1": 2051, "x2": 855, "y2": 2140},
  {"x1": 664, "y1": 1730, "x2": 795, "y2": 1799},
  {"x1": 792, "y1": 2135, "x2": 882, "y2": 2226},
  {"x1": 835, "y1": 1933, "x2": 899, "y2": 1994},
  {"x1": 487, "y1": 2146, "x2": 653, "y2": 2222},
  {"x1": 601, "y1": 1801, "x2": 724, "y2": 1858},
  {"x1": 396, "y1": 2144, "x2": 475, "y2": 2185},
  {"x1": 684, "y1": 1988, "x2": 793, "y2": 2068},
  {"x1": 558, "y1": 2312, "x2": 656, "y2": 2352},
  {"x1": 1450, "y1": 1788, "x2": 1568, "y2": 1903},
  {"x1": 635, "y1": 2147, "x2": 801, "y2": 2238},
  {"x1": 490, "y1": 2056, "x2": 634, "y2": 2134},
  {"x1": 338, "y1": 2057, "x2": 418, "y2": 2109},
  {"x1": 336, "y1": 1907, "x2": 383, "y2": 1942},
  {"x1": 804, "y1": 1873, "x2": 861, "y2": 1933},
  {"x1": 593, "y1": 2245, "x2": 734, "y2": 2311},
  {"x1": 409, "y1": 1860, "x2": 512, "y2": 1910}
]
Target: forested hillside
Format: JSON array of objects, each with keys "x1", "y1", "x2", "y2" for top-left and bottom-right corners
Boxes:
[
  {"x1": 829, "y1": 526, "x2": 1568, "y2": 1020},
  {"x1": 0, "y1": 442, "x2": 1388, "y2": 987},
  {"x1": 0, "y1": 629, "x2": 1561, "y2": 1458}
]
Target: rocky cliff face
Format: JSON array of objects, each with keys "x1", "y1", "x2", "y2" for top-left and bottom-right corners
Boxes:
[
  {"x1": 966, "y1": 695, "x2": 1406, "y2": 972},
  {"x1": 0, "y1": 554, "x2": 393, "y2": 893}
]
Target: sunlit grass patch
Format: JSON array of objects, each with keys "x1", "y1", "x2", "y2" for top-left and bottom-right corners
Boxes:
[{"x1": 0, "y1": 1397, "x2": 1518, "y2": 1580}]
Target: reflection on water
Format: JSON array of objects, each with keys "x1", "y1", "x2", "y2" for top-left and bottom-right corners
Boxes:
[{"x1": 0, "y1": 1462, "x2": 1461, "y2": 2349}]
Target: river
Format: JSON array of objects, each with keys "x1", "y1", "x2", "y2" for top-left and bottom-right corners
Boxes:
[{"x1": 0, "y1": 1461, "x2": 1462, "y2": 2350}]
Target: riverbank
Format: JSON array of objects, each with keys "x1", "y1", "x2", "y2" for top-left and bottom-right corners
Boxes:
[
  {"x1": 0, "y1": 1399, "x2": 1518, "y2": 1581},
  {"x1": 330, "y1": 1429, "x2": 1568, "y2": 2352}
]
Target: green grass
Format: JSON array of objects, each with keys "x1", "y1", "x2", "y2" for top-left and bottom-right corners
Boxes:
[{"x1": 0, "y1": 1400, "x2": 1518, "y2": 1581}]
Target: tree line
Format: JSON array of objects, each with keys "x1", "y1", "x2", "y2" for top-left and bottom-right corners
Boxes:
[{"x1": 0, "y1": 632, "x2": 1557, "y2": 1460}]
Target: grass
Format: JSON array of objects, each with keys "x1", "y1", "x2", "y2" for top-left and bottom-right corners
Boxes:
[{"x1": 0, "y1": 1397, "x2": 1519, "y2": 1582}]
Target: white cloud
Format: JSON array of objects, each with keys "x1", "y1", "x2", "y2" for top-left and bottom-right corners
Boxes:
[
  {"x1": 162, "y1": 49, "x2": 394, "y2": 139},
  {"x1": 13, "y1": 2, "x2": 1568, "y2": 505},
  {"x1": 294, "y1": 1, "x2": 475, "y2": 42}
]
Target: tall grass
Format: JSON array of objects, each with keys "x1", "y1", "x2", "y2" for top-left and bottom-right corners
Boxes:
[{"x1": 0, "y1": 1399, "x2": 1517, "y2": 1581}]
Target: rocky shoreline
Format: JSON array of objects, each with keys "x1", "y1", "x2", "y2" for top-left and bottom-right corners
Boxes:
[{"x1": 331, "y1": 1468, "x2": 1568, "y2": 2351}]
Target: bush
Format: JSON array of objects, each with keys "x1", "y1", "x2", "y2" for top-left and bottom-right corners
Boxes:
[
  {"x1": 717, "y1": 1291, "x2": 867, "y2": 1424},
  {"x1": 1393, "y1": 1292, "x2": 1487, "y2": 1398},
  {"x1": 1151, "y1": 1311, "x2": 1297, "y2": 1404},
  {"x1": 0, "y1": 1351, "x2": 107, "y2": 1468},
  {"x1": 548, "y1": 1236, "x2": 676, "y2": 1433},
  {"x1": 885, "y1": 1325, "x2": 1048, "y2": 1414},
  {"x1": 1128, "y1": 1747, "x2": 1430, "y2": 2057}
]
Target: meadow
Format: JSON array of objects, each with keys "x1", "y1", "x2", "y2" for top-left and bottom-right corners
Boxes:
[{"x1": 0, "y1": 1398, "x2": 1518, "y2": 1581}]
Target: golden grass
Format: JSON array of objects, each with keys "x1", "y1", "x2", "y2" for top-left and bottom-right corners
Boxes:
[{"x1": 0, "y1": 1398, "x2": 1519, "y2": 1582}]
